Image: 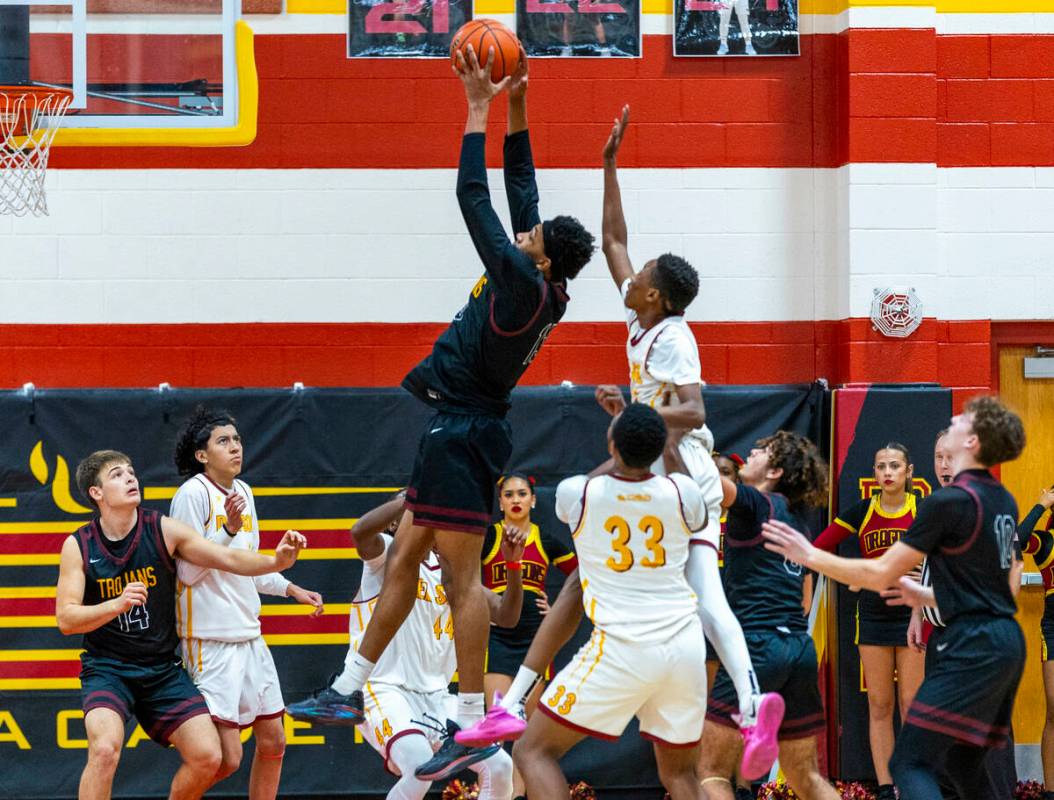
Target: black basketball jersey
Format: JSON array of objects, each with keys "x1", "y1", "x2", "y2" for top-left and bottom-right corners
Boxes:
[
  {"x1": 723, "y1": 484, "x2": 809, "y2": 633},
  {"x1": 902, "y1": 469, "x2": 1019, "y2": 624},
  {"x1": 75, "y1": 509, "x2": 179, "y2": 664},
  {"x1": 402, "y1": 132, "x2": 569, "y2": 417}
]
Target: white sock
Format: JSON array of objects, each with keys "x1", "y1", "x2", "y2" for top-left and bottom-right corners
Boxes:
[
  {"x1": 457, "y1": 692, "x2": 486, "y2": 727},
  {"x1": 499, "y1": 666, "x2": 540, "y2": 710},
  {"x1": 333, "y1": 653, "x2": 375, "y2": 695}
]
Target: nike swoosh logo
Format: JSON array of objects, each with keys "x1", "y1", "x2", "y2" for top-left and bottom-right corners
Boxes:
[
  {"x1": 936, "y1": 643, "x2": 948, "y2": 652},
  {"x1": 430, "y1": 427, "x2": 443, "y2": 434},
  {"x1": 89, "y1": 558, "x2": 102, "y2": 564}
]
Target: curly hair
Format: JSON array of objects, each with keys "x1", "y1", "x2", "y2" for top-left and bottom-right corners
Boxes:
[
  {"x1": 876, "y1": 441, "x2": 912, "y2": 466},
  {"x1": 75, "y1": 450, "x2": 132, "y2": 509},
  {"x1": 652, "y1": 253, "x2": 699, "y2": 315},
  {"x1": 174, "y1": 406, "x2": 238, "y2": 477},
  {"x1": 964, "y1": 395, "x2": 1025, "y2": 467},
  {"x1": 544, "y1": 215, "x2": 596, "y2": 283},
  {"x1": 758, "y1": 430, "x2": 828, "y2": 509},
  {"x1": 612, "y1": 403, "x2": 667, "y2": 469}
]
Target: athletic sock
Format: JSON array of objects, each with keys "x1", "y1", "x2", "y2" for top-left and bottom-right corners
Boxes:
[
  {"x1": 332, "y1": 654, "x2": 375, "y2": 695},
  {"x1": 499, "y1": 666, "x2": 541, "y2": 710},
  {"x1": 457, "y1": 692, "x2": 486, "y2": 727}
]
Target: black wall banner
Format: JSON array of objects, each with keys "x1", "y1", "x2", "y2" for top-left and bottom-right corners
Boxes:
[
  {"x1": 827, "y1": 384, "x2": 951, "y2": 781},
  {"x1": 0, "y1": 383, "x2": 824, "y2": 798},
  {"x1": 347, "y1": 0, "x2": 471, "y2": 57},
  {"x1": 516, "y1": 0, "x2": 641, "y2": 58},
  {"x1": 673, "y1": 0, "x2": 798, "y2": 56}
]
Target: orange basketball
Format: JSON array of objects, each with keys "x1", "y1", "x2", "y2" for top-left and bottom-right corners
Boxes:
[{"x1": 450, "y1": 19, "x2": 521, "y2": 83}]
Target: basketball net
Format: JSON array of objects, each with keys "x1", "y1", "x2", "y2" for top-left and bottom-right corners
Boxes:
[{"x1": 0, "y1": 86, "x2": 73, "y2": 217}]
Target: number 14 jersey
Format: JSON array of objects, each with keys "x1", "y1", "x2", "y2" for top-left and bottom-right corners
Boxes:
[
  {"x1": 74, "y1": 509, "x2": 179, "y2": 665},
  {"x1": 555, "y1": 472, "x2": 706, "y2": 644}
]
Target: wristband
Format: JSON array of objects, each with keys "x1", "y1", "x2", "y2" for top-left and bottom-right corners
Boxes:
[
  {"x1": 506, "y1": 561, "x2": 522, "y2": 571},
  {"x1": 223, "y1": 524, "x2": 236, "y2": 537}
]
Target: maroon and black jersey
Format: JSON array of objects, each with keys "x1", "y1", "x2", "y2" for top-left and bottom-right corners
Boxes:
[
  {"x1": 902, "y1": 469, "x2": 1019, "y2": 624},
  {"x1": 74, "y1": 509, "x2": 179, "y2": 665}
]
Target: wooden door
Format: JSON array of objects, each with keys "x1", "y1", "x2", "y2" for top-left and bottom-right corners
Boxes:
[{"x1": 1001, "y1": 345, "x2": 1054, "y2": 745}]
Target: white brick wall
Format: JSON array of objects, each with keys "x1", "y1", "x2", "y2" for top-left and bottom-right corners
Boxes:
[{"x1": 2, "y1": 166, "x2": 1051, "y2": 324}]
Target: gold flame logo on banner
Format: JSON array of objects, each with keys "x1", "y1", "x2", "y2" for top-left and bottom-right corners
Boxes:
[{"x1": 28, "y1": 441, "x2": 92, "y2": 515}]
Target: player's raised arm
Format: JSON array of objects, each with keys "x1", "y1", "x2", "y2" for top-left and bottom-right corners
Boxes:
[
  {"x1": 658, "y1": 382, "x2": 706, "y2": 430},
  {"x1": 601, "y1": 105, "x2": 634, "y2": 288},
  {"x1": 163, "y1": 515, "x2": 305, "y2": 576},
  {"x1": 503, "y1": 52, "x2": 542, "y2": 247},
  {"x1": 487, "y1": 522, "x2": 527, "y2": 627},
  {"x1": 351, "y1": 491, "x2": 407, "y2": 561},
  {"x1": 764, "y1": 520, "x2": 924, "y2": 593},
  {"x1": 454, "y1": 45, "x2": 519, "y2": 276}
]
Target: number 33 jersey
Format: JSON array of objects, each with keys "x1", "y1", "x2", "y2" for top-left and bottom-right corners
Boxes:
[
  {"x1": 347, "y1": 533, "x2": 456, "y2": 693},
  {"x1": 74, "y1": 509, "x2": 180, "y2": 664},
  {"x1": 555, "y1": 473, "x2": 706, "y2": 644}
]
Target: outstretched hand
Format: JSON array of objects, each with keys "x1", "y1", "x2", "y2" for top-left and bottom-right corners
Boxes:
[
  {"x1": 288, "y1": 584, "x2": 324, "y2": 617},
  {"x1": 595, "y1": 384, "x2": 626, "y2": 417},
  {"x1": 761, "y1": 519, "x2": 814, "y2": 567},
  {"x1": 602, "y1": 104, "x2": 630, "y2": 163},
  {"x1": 880, "y1": 575, "x2": 933, "y2": 609},
  {"x1": 1038, "y1": 485, "x2": 1054, "y2": 510},
  {"x1": 274, "y1": 530, "x2": 308, "y2": 571},
  {"x1": 454, "y1": 44, "x2": 511, "y2": 107},
  {"x1": 507, "y1": 46, "x2": 528, "y2": 102}
]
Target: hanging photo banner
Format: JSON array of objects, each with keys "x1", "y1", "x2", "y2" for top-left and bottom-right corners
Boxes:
[
  {"x1": 673, "y1": 0, "x2": 798, "y2": 57},
  {"x1": 348, "y1": 0, "x2": 471, "y2": 57},
  {"x1": 516, "y1": 0, "x2": 641, "y2": 58}
]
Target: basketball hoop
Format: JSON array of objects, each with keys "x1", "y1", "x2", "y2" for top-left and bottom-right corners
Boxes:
[{"x1": 0, "y1": 85, "x2": 73, "y2": 216}]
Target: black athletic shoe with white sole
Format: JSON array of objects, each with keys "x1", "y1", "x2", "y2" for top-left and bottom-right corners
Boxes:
[{"x1": 413, "y1": 719, "x2": 500, "y2": 781}]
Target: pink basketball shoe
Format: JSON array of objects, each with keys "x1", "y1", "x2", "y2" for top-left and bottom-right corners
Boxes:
[
  {"x1": 453, "y1": 694, "x2": 527, "y2": 746},
  {"x1": 739, "y1": 692, "x2": 785, "y2": 781}
]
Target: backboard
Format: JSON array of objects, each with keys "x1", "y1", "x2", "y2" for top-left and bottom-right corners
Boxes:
[{"x1": 0, "y1": 0, "x2": 255, "y2": 146}]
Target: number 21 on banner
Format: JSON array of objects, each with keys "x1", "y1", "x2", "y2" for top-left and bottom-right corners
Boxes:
[
  {"x1": 366, "y1": 0, "x2": 449, "y2": 34},
  {"x1": 526, "y1": 0, "x2": 627, "y2": 14}
]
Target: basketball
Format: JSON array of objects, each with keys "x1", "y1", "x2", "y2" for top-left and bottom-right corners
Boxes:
[{"x1": 450, "y1": 18, "x2": 521, "y2": 83}]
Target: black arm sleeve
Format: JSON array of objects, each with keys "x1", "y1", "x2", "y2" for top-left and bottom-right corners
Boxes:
[
  {"x1": 457, "y1": 133, "x2": 543, "y2": 325},
  {"x1": 726, "y1": 484, "x2": 768, "y2": 541},
  {"x1": 503, "y1": 130, "x2": 541, "y2": 235},
  {"x1": 1019, "y1": 503, "x2": 1048, "y2": 540},
  {"x1": 457, "y1": 133, "x2": 515, "y2": 273}
]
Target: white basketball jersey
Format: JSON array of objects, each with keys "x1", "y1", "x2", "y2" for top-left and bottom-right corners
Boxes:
[
  {"x1": 623, "y1": 279, "x2": 713, "y2": 452},
  {"x1": 555, "y1": 473, "x2": 704, "y2": 644},
  {"x1": 171, "y1": 475, "x2": 289, "y2": 642},
  {"x1": 350, "y1": 535, "x2": 455, "y2": 693}
]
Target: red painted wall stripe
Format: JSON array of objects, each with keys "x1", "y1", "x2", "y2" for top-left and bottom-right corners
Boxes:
[
  {"x1": 43, "y1": 32, "x2": 1054, "y2": 168},
  {"x1": 0, "y1": 320, "x2": 991, "y2": 403}
]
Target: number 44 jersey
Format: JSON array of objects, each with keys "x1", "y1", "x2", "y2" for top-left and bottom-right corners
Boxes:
[
  {"x1": 74, "y1": 509, "x2": 180, "y2": 665},
  {"x1": 555, "y1": 472, "x2": 706, "y2": 644}
]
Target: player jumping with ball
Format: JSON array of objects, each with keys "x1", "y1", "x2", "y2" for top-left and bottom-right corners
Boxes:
[{"x1": 288, "y1": 42, "x2": 595, "y2": 780}]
